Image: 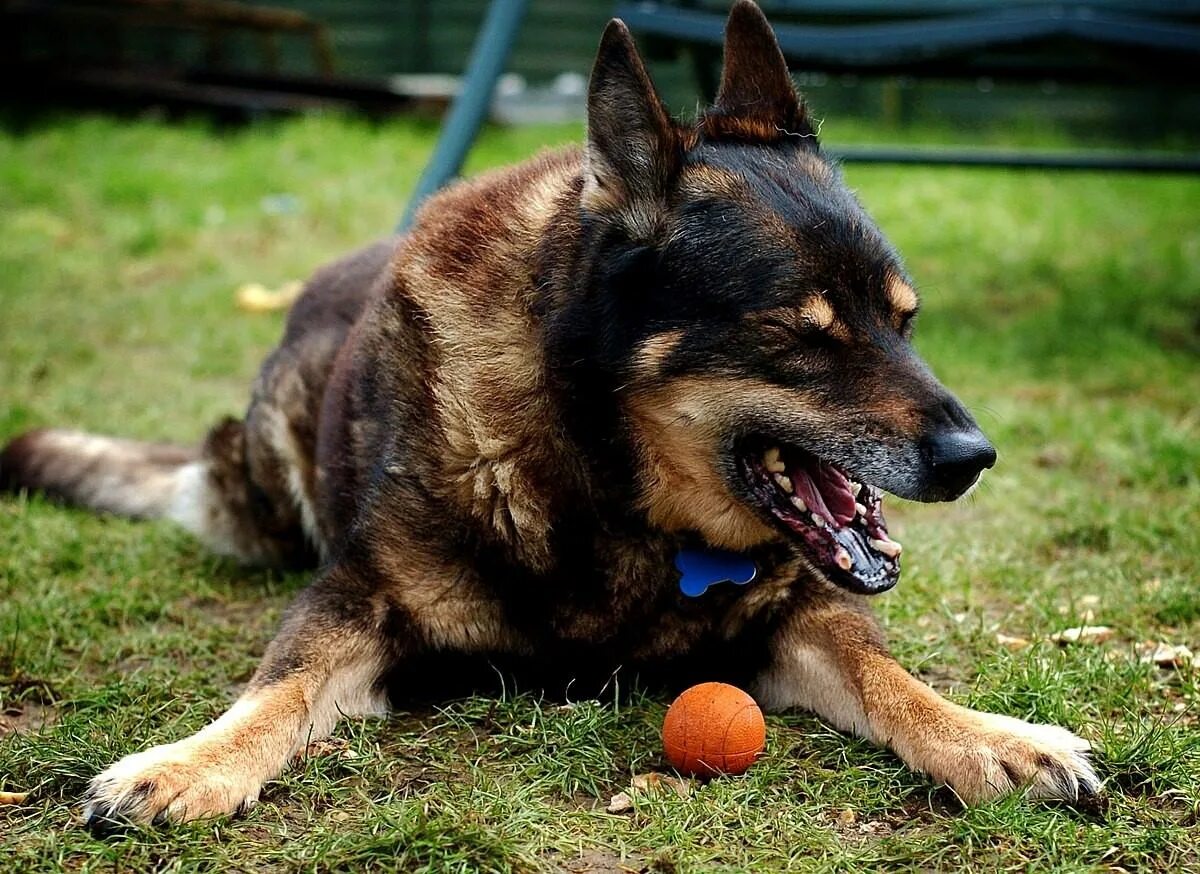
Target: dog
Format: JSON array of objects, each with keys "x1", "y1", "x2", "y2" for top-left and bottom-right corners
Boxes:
[{"x1": 0, "y1": 1, "x2": 1099, "y2": 831}]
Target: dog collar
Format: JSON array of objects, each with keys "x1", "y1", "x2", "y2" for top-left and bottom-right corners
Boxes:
[{"x1": 675, "y1": 548, "x2": 758, "y2": 597}]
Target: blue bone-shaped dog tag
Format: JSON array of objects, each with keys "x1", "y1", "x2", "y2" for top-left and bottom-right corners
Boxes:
[{"x1": 675, "y1": 548, "x2": 758, "y2": 597}]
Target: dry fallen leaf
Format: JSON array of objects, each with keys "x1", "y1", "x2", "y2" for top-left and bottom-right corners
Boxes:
[
  {"x1": 236, "y1": 280, "x2": 304, "y2": 313},
  {"x1": 1050, "y1": 625, "x2": 1115, "y2": 645},
  {"x1": 630, "y1": 772, "x2": 691, "y2": 798},
  {"x1": 859, "y1": 820, "x2": 892, "y2": 836},
  {"x1": 607, "y1": 772, "x2": 692, "y2": 814},
  {"x1": 1137, "y1": 642, "x2": 1194, "y2": 669},
  {"x1": 0, "y1": 791, "x2": 30, "y2": 805},
  {"x1": 836, "y1": 808, "x2": 857, "y2": 827},
  {"x1": 996, "y1": 633, "x2": 1031, "y2": 650},
  {"x1": 302, "y1": 737, "x2": 349, "y2": 758},
  {"x1": 1034, "y1": 447, "x2": 1068, "y2": 468},
  {"x1": 606, "y1": 791, "x2": 633, "y2": 814}
]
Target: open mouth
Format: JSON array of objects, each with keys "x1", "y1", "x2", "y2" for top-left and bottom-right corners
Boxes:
[{"x1": 737, "y1": 441, "x2": 902, "y2": 595}]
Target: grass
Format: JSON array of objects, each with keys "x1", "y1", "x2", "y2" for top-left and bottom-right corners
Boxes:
[{"x1": 1, "y1": 111, "x2": 1198, "y2": 872}]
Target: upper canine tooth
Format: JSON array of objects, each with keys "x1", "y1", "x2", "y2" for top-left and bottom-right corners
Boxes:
[
  {"x1": 849, "y1": 480, "x2": 861, "y2": 493},
  {"x1": 869, "y1": 537, "x2": 902, "y2": 559},
  {"x1": 764, "y1": 446, "x2": 786, "y2": 473},
  {"x1": 854, "y1": 502, "x2": 867, "y2": 517},
  {"x1": 773, "y1": 473, "x2": 793, "y2": 493}
]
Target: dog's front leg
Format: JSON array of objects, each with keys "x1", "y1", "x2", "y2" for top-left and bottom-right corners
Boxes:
[
  {"x1": 755, "y1": 593, "x2": 1100, "y2": 805},
  {"x1": 83, "y1": 568, "x2": 391, "y2": 831}
]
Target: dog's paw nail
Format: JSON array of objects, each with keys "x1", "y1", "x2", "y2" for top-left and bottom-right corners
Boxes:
[{"x1": 83, "y1": 805, "x2": 134, "y2": 839}]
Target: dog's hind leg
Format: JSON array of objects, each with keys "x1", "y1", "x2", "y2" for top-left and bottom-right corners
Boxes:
[
  {"x1": 755, "y1": 592, "x2": 1101, "y2": 807},
  {"x1": 82, "y1": 566, "x2": 392, "y2": 831}
]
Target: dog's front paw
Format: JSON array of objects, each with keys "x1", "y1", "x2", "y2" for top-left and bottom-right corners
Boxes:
[
  {"x1": 933, "y1": 710, "x2": 1101, "y2": 806},
  {"x1": 83, "y1": 740, "x2": 262, "y2": 833}
]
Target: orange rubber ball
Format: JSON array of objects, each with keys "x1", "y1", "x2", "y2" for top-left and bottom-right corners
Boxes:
[{"x1": 662, "y1": 682, "x2": 766, "y2": 777}]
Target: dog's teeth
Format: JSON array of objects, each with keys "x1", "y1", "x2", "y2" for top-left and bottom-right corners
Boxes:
[
  {"x1": 773, "y1": 473, "x2": 793, "y2": 493},
  {"x1": 790, "y1": 495, "x2": 807, "y2": 512},
  {"x1": 854, "y1": 502, "x2": 867, "y2": 517},
  {"x1": 810, "y1": 513, "x2": 826, "y2": 529},
  {"x1": 848, "y1": 480, "x2": 861, "y2": 493},
  {"x1": 764, "y1": 446, "x2": 786, "y2": 473},
  {"x1": 869, "y1": 537, "x2": 902, "y2": 559},
  {"x1": 834, "y1": 548, "x2": 853, "y2": 571}
]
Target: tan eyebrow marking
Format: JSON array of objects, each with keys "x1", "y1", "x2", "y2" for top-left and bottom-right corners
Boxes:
[
  {"x1": 633, "y1": 329, "x2": 684, "y2": 379},
  {"x1": 799, "y1": 296, "x2": 836, "y2": 331},
  {"x1": 801, "y1": 296, "x2": 852, "y2": 340},
  {"x1": 762, "y1": 299, "x2": 850, "y2": 341},
  {"x1": 886, "y1": 274, "x2": 919, "y2": 315}
]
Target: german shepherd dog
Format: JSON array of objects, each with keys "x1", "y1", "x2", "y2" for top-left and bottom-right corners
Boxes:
[{"x1": 1, "y1": 1, "x2": 1099, "y2": 831}]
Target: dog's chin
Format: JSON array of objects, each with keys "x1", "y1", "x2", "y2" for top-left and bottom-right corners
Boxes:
[{"x1": 730, "y1": 438, "x2": 903, "y2": 596}]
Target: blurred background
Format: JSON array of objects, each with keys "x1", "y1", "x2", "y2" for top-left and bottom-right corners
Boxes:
[
  {"x1": 3, "y1": 0, "x2": 1199, "y2": 146},
  {"x1": 2, "y1": 3, "x2": 1199, "y2": 870}
]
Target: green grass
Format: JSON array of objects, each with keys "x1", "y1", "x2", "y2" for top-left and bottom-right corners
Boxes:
[{"x1": 1, "y1": 113, "x2": 1198, "y2": 872}]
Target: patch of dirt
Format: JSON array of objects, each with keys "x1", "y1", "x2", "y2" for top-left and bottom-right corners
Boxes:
[
  {"x1": 552, "y1": 849, "x2": 658, "y2": 873},
  {"x1": 1154, "y1": 309, "x2": 1200, "y2": 356},
  {"x1": 827, "y1": 806, "x2": 897, "y2": 842},
  {"x1": 0, "y1": 699, "x2": 57, "y2": 736},
  {"x1": 111, "y1": 592, "x2": 284, "y2": 681},
  {"x1": 173, "y1": 592, "x2": 281, "y2": 630},
  {"x1": 385, "y1": 761, "x2": 448, "y2": 795},
  {"x1": 912, "y1": 664, "x2": 970, "y2": 696},
  {"x1": 0, "y1": 669, "x2": 59, "y2": 736},
  {"x1": 829, "y1": 794, "x2": 957, "y2": 844}
]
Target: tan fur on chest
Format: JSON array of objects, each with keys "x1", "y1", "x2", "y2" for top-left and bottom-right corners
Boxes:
[
  {"x1": 625, "y1": 374, "x2": 845, "y2": 552},
  {"x1": 627, "y1": 383, "x2": 776, "y2": 552}
]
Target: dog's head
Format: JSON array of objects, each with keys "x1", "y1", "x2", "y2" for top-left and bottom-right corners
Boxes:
[{"x1": 550, "y1": 1, "x2": 995, "y2": 595}]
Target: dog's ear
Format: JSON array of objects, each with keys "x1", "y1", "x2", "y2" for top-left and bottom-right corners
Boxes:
[
  {"x1": 711, "y1": 0, "x2": 815, "y2": 141},
  {"x1": 584, "y1": 20, "x2": 679, "y2": 229}
]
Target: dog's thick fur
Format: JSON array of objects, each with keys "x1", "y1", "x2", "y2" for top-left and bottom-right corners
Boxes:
[{"x1": 1, "y1": 2, "x2": 1098, "y2": 829}]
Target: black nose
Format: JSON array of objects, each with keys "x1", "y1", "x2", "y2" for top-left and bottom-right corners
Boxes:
[{"x1": 924, "y1": 429, "x2": 997, "y2": 499}]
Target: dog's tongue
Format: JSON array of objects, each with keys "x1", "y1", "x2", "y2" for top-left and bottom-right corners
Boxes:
[{"x1": 792, "y1": 461, "x2": 856, "y2": 527}]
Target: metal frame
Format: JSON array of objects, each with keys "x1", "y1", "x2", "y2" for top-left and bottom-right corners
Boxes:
[
  {"x1": 829, "y1": 146, "x2": 1200, "y2": 173},
  {"x1": 397, "y1": 0, "x2": 1199, "y2": 232},
  {"x1": 397, "y1": 0, "x2": 531, "y2": 232},
  {"x1": 616, "y1": 3, "x2": 1200, "y2": 67}
]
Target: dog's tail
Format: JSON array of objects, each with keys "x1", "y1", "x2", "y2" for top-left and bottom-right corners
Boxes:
[
  {"x1": 0, "y1": 421, "x2": 308, "y2": 566},
  {"x1": 0, "y1": 428, "x2": 204, "y2": 521}
]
